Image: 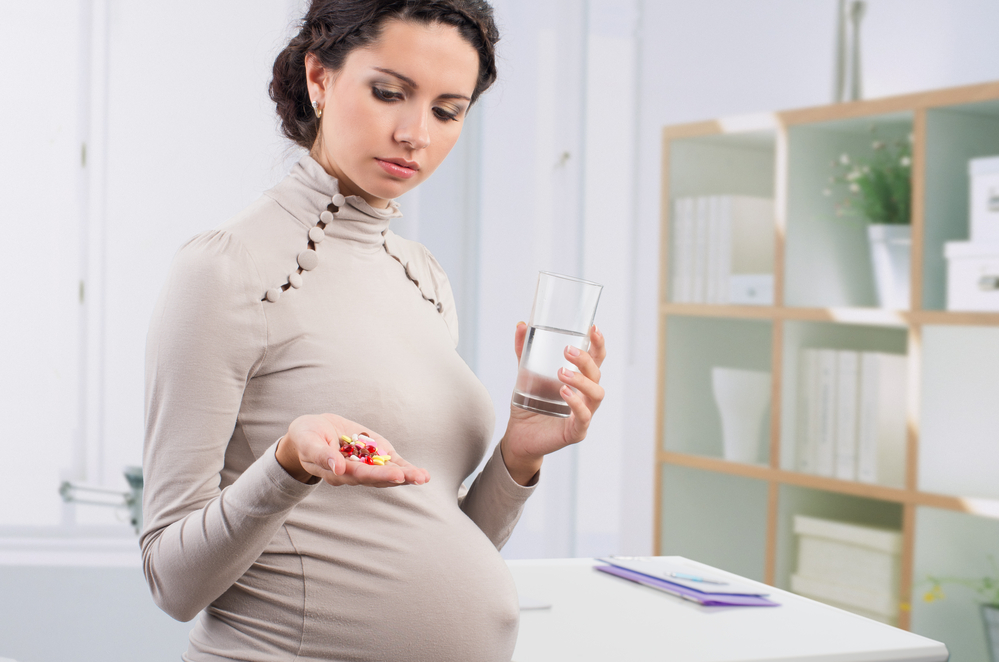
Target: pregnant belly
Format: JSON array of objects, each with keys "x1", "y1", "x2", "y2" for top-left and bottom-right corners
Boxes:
[{"x1": 295, "y1": 506, "x2": 520, "y2": 661}]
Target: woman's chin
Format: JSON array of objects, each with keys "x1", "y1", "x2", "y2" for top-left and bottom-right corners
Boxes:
[{"x1": 358, "y1": 178, "x2": 420, "y2": 206}]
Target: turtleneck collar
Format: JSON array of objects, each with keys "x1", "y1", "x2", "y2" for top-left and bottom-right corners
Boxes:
[{"x1": 265, "y1": 154, "x2": 403, "y2": 250}]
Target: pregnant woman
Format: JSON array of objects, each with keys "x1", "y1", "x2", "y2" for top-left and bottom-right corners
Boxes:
[{"x1": 141, "y1": 1, "x2": 606, "y2": 660}]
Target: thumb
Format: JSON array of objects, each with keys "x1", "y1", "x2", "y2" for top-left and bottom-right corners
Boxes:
[{"x1": 514, "y1": 322, "x2": 528, "y2": 362}]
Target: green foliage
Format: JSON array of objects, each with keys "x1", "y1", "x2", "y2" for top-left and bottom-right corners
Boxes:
[
  {"x1": 924, "y1": 555, "x2": 999, "y2": 606},
  {"x1": 824, "y1": 129, "x2": 913, "y2": 225}
]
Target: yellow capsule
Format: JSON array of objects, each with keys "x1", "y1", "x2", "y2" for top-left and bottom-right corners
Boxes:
[
  {"x1": 372, "y1": 458, "x2": 386, "y2": 466},
  {"x1": 339, "y1": 435, "x2": 352, "y2": 444}
]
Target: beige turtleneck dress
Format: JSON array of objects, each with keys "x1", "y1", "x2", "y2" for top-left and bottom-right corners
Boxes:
[{"x1": 141, "y1": 155, "x2": 536, "y2": 662}]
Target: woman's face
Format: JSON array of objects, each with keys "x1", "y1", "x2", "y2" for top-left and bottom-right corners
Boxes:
[{"x1": 307, "y1": 19, "x2": 480, "y2": 208}]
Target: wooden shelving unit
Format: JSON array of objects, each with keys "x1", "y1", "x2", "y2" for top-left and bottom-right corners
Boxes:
[{"x1": 654, "y1": 81, "x2": 999, "y2": 658}]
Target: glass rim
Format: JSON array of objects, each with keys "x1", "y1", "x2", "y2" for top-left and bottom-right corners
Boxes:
[{"x1": 538, "y1": 271, "x2": 603, "y2": 289}]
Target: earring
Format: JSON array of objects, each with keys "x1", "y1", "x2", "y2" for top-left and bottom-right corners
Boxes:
[{"x1": 312, "y1": 100, "x2": 322, "y2": 119}]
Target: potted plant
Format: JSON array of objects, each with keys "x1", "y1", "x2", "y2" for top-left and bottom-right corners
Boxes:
[
  {"x1": 825, "y1": 130, "x2": 913, "y2": 309},
  {"x1": 924, "y1": 556, "x2": 999, "y2": 661}
]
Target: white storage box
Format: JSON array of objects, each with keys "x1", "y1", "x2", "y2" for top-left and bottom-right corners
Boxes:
[
  {"x1": 945, "y1": 241, "x2": 999, "y2": 311},
  {"x1": 971, "y1": 156, "x2": 999, "y2": 242},
  {"x1": 792, "y1": 515, "x2": 901, "y2": 623}
]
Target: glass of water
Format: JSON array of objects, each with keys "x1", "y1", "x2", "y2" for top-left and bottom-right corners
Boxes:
[{"x1": 511, "y1": 272, "x2": 603, "y2": 417}]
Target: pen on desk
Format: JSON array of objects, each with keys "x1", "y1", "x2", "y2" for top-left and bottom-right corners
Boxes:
[{"x1": 669, "y1": 572, "x2": 728, "y2": 585}]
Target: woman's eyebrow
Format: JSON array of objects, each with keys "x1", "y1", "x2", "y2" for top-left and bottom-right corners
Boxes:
[{"x1": 373, "y1": 67, "x2": 471, "y2": 101}]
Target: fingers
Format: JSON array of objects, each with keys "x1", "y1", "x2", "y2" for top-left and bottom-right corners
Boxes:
[
  {"x1": 558, "y1": 365, "x2": 605, "y2": 411},
  {"x1": 563, "y1": 341, "x2": 601, "y2": 385},
  {"x1": 558, "y1": 381, "x2": 594, "y2": 439},
  {"x1": 295, "y1": 414, "x2": 430, "y2": 487},
  {"x1": 514, "y1": 321, "x2": 527, "y2": 362},
  {"x1": 557, "y1": 324, "x2": 607, "y2": 436},
  {"x1": 387, "y1": 454, "x2": 431, "y2": 485},
  {"x1": 588, "y1": 325, "x2": 606, "y2": 368}
]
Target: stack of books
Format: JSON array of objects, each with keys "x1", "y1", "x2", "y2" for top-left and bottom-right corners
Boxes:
[
  {"x1": 671, "y1": 195, "x2": 775, "y2": 305},
  {"x1": 795, "y1": 349, "x2": 907, "y2": 486},
  {"x1": 791, "y1": 515, "x2": 902, "y2": 625}
]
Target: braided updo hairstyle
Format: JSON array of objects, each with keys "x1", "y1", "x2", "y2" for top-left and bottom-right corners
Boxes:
[{"x1": 270, "y1": 0, "x2": 499, "y2": 150}]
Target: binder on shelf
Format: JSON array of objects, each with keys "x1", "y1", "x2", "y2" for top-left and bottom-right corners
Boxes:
[
  {"x1": 857, "y1": 352, "x2": 908, "y2": 487},
  {"x1": 691, "y1": 197, "x2": 710, "y2": 303},
  {"x1": 834, "y1": 351, "x2": 860, "y2": 481},
  {"x1": 815, "y1": 349, "x2": 838, "y2": 478},
  {"x1": 671, "y1": 197, "x2": 695, "y2": 302},
  {"x1": 796, "y1": 349, "x2": 820, "y2": 474}
]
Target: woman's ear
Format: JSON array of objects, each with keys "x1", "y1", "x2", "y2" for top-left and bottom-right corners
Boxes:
[{"x1": 304, "y1": 53, "x2": 331, "y2": 107}]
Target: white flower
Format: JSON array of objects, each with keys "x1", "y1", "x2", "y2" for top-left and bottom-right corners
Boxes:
[
  {"x1": 823, "y1": 188, "x2": 832, "y2": 196},
  {"x1": 849, "y1": 183, "x2": 860, "y2": 193},
  {"x1": 839, "y1": 154, "x2": 850, "y2": 165},
  {"x1": 847, "y1": 169, "x2": 861, "y2": 181},
  {"x1": 900, "y1": 156, "x2": 912, "y2": 167}
]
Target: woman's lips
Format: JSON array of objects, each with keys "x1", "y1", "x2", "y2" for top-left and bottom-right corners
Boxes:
[{"x1": 376, "y1": 158, "x2": 418, "y2": 179}]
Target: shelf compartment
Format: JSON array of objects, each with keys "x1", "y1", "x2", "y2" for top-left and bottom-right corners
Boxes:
[
  {"x1": 779, "y1": 320, "x2": 909, "y2": 485},
  {"x1": 784, "y1": 112, "x2": 914, "y2": 309},
  {"x1": 666, "y1": 130, "x2": 776, "y2": 199},
  {"x1": 919, "y1": 325, "x2": 999, "y2": 500},
  {"x1": 665, "y1": 130, "x2": 777, "y2": 305},
  {"x1": 659, "y1": 463, "x2": 769, "y2": 582},
  {"x1": 662, "y1": 315, "x2": 772, "y2": 465},
  {"x1": 911, "y1": 505, "x2": 999, "y2": 661},
  {"x1": 774, "y1": 485, "x2": 904, "y2": 616},
  {"x1": 922, "y1": 99, "x2": 999, "y2": 311}
]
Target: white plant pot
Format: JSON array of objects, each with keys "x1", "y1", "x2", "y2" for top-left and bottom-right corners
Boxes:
[
  {"x1": 868, "y1": 224, "x2": 911, "y2": 309},
  {"x1": 983, "y1": 603, "x2": 999, "y2": 662},
  {"x1": 711, "y1": 367, "x2": 771, "y2": 464}
]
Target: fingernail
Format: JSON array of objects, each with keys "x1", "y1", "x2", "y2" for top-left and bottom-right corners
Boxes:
[
  {"x1": 561, "y1": 385, "x2": 572, "y2": 397},
  {"x1": 566, "y1": 345, "x2": 580, "y2": 357},
  {"x1": 593, "y1": 324, "x2": 601, "y2": 337}
]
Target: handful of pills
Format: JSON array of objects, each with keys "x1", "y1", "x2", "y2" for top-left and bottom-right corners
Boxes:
[{"x1": 339, "y1": 434, "x2": 392, "y2": 466}]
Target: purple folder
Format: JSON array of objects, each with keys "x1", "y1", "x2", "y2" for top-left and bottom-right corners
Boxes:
[{"x1": 595, "y1": 564, "x2": 780, "y2": 607}]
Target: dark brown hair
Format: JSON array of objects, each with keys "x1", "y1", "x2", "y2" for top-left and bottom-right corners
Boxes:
[{"x1": 270, "y1": 0, "x2": 499, "y2": 150}]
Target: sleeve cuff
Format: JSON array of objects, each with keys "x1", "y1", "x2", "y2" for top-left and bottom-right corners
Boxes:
[
  {"x1": 484, "y1": 441, "x2": 540, "y2": 496},
  {"x1": 220, "y1": 439, "x2": 320, "y2": 518}
]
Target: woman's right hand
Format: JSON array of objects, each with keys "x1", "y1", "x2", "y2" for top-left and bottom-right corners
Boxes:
[{"x1": 275, "y1": 413, "x2": 430, "y2": 487}]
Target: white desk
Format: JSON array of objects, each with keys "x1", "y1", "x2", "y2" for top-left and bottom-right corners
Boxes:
[{"x1": 508, "y1": 558, "x2": 948, "y2": 662}]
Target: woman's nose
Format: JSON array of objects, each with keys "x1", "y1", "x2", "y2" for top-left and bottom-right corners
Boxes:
[{"x1": 395, "y1": 108, "x2": 430, "y2": 150}]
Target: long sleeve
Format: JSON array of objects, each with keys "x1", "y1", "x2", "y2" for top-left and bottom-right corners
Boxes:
[
  {"x1": 141, "y1": 230, "x2": 317, "y2": 622},
  {"x1": 459, "y1": 442, "x2": 537, "y2": 549}
]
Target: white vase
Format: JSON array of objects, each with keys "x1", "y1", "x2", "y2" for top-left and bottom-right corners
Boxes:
[
  {"x1": 983, "y1": 604, "x2": 999, "y2": 662},
  {"x1": 711, "y1": 367, "x2": 771, "y2": 464},
  {"x1": 867, "y1": 224, "x2": 911, "y2": 309}
]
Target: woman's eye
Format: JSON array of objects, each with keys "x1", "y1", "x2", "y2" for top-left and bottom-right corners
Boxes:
[
  {"x1": 433, "y1": 107, "x2": 459, "y2": 122},
  {"x1": 372, "y1": 87, "x2": 402, "y2": 102}
]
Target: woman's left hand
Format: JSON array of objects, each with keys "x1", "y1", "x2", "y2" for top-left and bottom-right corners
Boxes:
[{"x1": 500, "y1": 322, "x2": 607, "y2": 485}]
